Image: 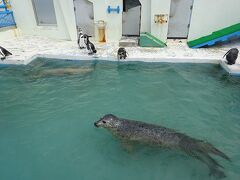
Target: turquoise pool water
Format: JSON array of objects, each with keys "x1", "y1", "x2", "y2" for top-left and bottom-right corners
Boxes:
[{"x1": 0, "y1": 58, "x2": 240, "y2": 180}]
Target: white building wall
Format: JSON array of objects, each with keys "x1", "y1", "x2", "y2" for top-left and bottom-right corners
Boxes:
[
  {"x1": 0, "y1": 28, "x2": 22, "y2": 41},
  {"x1": 106, "y1": 0, "x2": 122, "y2": 42},
  {"x1": 89, "y1": 0, "x2": 122, "y2": 42},
  {"x1": 139, "y1": 0, "x2": 151, "y2": 33},
  {"x1": 188, "y1": 0, "x2": 240, "y2": 41},
  {"x1": 4, "y1": 0, "x2": 239, "y2": 44},
  {"x1": 151, "y1": 0, "x2": 171, "y2": 43},
  {"x1": 10, "y1": 0, "x2": 77, "y2": 41}
]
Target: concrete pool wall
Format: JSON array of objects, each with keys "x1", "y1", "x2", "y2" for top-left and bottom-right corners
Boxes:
[{"x1": 0, "y1": 35, "x2": 240, "y2": 75}]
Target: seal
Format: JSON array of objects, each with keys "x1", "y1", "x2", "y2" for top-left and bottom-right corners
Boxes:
[{"x1": 94, "y1": 114, "x2": 230, "y2": 178}]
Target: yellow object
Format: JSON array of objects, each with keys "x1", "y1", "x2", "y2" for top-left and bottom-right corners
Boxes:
[
  {"x1": 4, "y1": 0, "x2": 11, "y2": 9},
  {"x1": 154, "y1": 14, "x2": 168, "y2": 24},
  {"x1": 96, "y1": 20, "x2": 106, "y2": 43}
]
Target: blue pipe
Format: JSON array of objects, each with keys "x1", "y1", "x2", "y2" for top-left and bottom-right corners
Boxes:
[{"x1": 107, "y1": 6, "x2": 120, "y2": 14}]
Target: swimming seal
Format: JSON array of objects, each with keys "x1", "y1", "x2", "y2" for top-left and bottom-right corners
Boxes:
[{"x1": 94, "y1": 114, "x2": 230, "y2": 178}]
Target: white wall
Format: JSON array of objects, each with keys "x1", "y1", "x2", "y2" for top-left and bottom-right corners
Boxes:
[
  {"x1": 124, "y1": 0, "x2": 170, "y2": 43},
  {"x1": 151, "y1": 0, "x2": 171, "y2": 43},
  {"x1": 74, "y1": 0, "x2": 94, "y2": 36},
  {"x1": 188, "y1": 0, "x2": 240, "y2": 41},
  {"x1": 139, "y1": 0, "x2": 151, "y2": 33},
  {"x1": 10, "y1": 0, "x2": 77, "y2": 41},
  {"x1": 0, "y1": 28, "x2": 22, "y2": 41},
  {"x1": 89, "y1": 0, "x2": 122, "y2": 42},
  {"x1": 106, "y1": 0, "x2": 122, "y2": 42}
]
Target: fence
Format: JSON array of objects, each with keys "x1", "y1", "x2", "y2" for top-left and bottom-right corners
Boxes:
[{"x1": 0, "y1": 0, "x2": 16, "y2": 28}]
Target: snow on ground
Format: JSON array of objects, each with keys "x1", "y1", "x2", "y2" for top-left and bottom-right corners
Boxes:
[{"x1": 0, "y1": 35, "x2": 240, "y2": 75}]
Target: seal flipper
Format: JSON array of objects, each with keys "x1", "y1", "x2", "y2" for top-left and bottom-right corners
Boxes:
[
  {"x1": 184, "y1": 147, "x2": 226, "y2": 178},
  {"x1": 209, "y1": 167, "x2": 226, "y2": 179},
  {"x1": 179, "y1": 136, "x2": 227, "y2": 178},
  {"x1": 198, "y1": 141, "x2": 231, "y2": 161},
  {"x1": 180, "y1": 136, "x2": 230, "y2": 161}
]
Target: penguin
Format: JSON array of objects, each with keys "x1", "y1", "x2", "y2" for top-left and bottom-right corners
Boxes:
[
  {"x1": 117, "y1": 47, "x2": 128, "y2": 60},
  {"x1": 84, "y1": 35, "x2": 97, "y2": 55},
  {"x1": 77, "y1": 28, "x2": 86, "y2": 49},
  {"x1": 223, "y1": 48, "x2": 239, "y2": 65},
  {"x1": 0, "y1": 46, "x2": 12, "y2": 61}
]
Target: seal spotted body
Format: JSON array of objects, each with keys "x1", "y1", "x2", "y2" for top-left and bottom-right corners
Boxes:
[{"x1": 94, "y1": 114, "x2": 230, "y2": 178}]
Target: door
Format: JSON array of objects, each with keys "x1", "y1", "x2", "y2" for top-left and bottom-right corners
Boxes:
[
  {"x1": 31, "y1": 0, "x2": 57, "y2": 25},
  {"x1": 122, "y1": 0, "x2": 141, "y2": 36},
  {"x1": 73, "y1": 0, "x2": 94, "y2": 36},
  {"x1": 167, "y1": 0, "x2": 194, "y2": 38}
]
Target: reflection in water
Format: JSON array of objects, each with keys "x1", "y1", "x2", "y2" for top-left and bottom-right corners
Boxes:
[
  {"x1": 34, "y1": 67, "x2": 94, "y2": 78},
  {"x1": 26, "y1": 58, "x2": 97, "y2": 79}
]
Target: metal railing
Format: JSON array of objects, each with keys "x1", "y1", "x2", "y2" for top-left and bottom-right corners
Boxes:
[{"x1": 0, "y1": 0, "x2": 16, "y2": 28}]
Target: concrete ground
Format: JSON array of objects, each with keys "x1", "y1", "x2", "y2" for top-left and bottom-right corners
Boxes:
[{"x1": 0, "y1": 35, "x2": 240, "y2": 75}]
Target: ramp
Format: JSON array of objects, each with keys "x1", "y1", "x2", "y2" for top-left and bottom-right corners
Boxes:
[
  {"x1": 188, "y1": 23, "x2": 240, "y2": 48},
  {"x1": 139, "y1": 32, "x2": 166, "y2": 48}
]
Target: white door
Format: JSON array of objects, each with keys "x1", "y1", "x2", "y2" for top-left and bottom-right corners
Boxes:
[
  {"x1": 32, "y1": 0, "x2": 57, "y2": 25},
  {"x1": 168, "y1": 0, "x2": 194, "y2": 38},
  {"x1": 73, "y1": 0, "x2": 94, "y2": 36},
  {"x1": 122, "y1": 6, "x2": 141, "y2": 36}
]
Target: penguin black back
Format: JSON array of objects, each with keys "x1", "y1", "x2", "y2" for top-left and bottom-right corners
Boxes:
[
  {"x1": 0, "y1": 46, "x2": 12, "y2": 60},
  {"x1": 223, "y1": 48, "x2": 239, "y2": 65},
  {"x1": 84, "y1": 35, "x2": 97, "y2": 55},
  {"x1": 90, "y1": 43, "x2": 97, "y2": 54},
  {"x1": 117, "y1": 47, "x2": 127, "y2": 60}
]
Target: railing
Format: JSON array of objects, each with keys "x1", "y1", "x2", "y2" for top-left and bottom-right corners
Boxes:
[{"x1": 0, "y1": 0, "x2": 16, "y2": 28}]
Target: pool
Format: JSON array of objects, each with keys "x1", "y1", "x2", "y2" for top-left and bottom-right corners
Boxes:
[{"x1": 0, "y1": 58, "x2": 240, "y2": 180}]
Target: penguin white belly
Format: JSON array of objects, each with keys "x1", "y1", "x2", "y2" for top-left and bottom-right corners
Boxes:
[
  {"x1": 79, "y1": 35, "x2": 86, "y2": 49},
  {"x1": 0, "y1": 49, "x2": 4, "y2": 58}
]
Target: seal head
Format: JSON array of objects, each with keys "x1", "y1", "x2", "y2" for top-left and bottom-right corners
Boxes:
[{"x1": 94, "y1": 114, "x2": 119, "y2": 129}]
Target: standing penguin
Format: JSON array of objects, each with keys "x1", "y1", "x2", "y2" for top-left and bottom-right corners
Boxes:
[
  {"x1": 84, "y1": 35, "x2": 97, "y2": 55},
  {"x1": 0, "y1": 46, "x2": 12, "y2": 60},
  {"x1": 223, "y1": 48, "x2": 239, "y2": 65},
  {"x1": 117, "y1": 47, "x2": 128, "y2": 60},
  {"x1": 77, "y1": 28, "x2": 86, "y2": 49}
]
